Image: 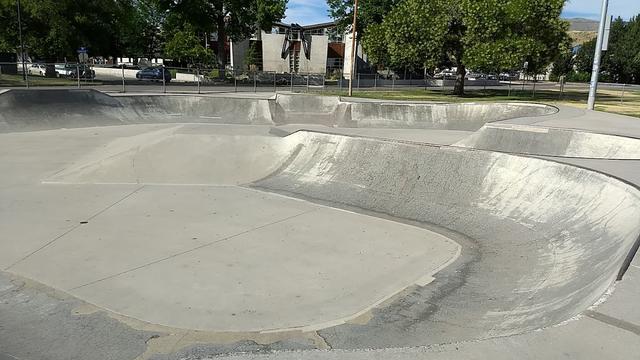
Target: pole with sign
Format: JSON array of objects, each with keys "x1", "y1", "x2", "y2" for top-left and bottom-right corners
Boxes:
[
  {"x1": 77, "y1": 47, "x2": 88, "y2": 63},
  {"x1": 77, "y1": 47, "x2": 88, "y2": 85}
]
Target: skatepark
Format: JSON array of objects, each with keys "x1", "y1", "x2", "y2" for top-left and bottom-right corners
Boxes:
[{"x1": 1, "y1": 89, "x2": 639, "y2": 360}]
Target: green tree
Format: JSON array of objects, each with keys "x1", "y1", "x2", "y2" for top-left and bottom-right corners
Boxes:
[
  {"x1": 164, "y1": 27, "x2": 216, "y2": 67},
  {"x1": 574, "y1": 39, "x2": 595, "y2": 73},
  {"x1": 244, "y1": 42, "x2": 259, "y2": 71},
  {"x1": 550, "y1": 50, "x2": 575, "y2": 81},
  {"x1": 360, "y1": 23, "x2": 388, "y2": 68},
  {"x1": 0, "y1": 0, "x2": 159, "y2": 62},
  {"x1": 572, "y1": 16, "x2": 640, "y2": 84},
  {"x1": 327, "y1": 0, "x2": 399, "y2": 35},
  {"x1": 604, "y1": 16, "x2": 640, "y2": 83},
  {"x1": 158, "y1": 0, "x2": 287, "y2": 76},
  {"x1": 116, "y1": 0, "x2": 165, "y2": 60},
  {"x1": 462, "y1": 0, "x2": 569, "y2": 77},
  {"x1": 359, "y1": 0, "x2": 568, "y2": 95}
]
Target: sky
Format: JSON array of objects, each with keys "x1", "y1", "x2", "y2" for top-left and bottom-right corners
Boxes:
[{"x1": 283, "y1": 0, "x2": 640, "y2": 25}]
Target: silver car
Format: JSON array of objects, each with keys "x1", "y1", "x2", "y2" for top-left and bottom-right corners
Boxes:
[
  {"x1": 55, "y1": 64, "x2": 75, "y2": 78},
  {"x1": 28, "y1": 63, "x2": 46, "y2": 76}
]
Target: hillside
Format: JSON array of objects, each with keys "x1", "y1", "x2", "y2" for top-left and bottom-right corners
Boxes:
[
  {"x1": 566, "y1": 18, "x2": 599, "y2": 31},
  {"x1": 568, "y1": 31, "x2": 597, "y2": 46}
]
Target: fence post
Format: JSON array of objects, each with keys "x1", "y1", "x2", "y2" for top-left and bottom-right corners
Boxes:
[
  {"x1": 357, "y1": 73, "x2": 360, "y2": 90},
  {"x1": 234, "y1": 70, "x2": 237, "y2": 92},
  {"x1": 374, "y1": 74, "x2": 377, "y2": 89},
  {"x1": 339, "y1": 70, "x2": 343, "y2": 93},
  {"x1": 121, "y1": 64, "x2": 125, "y2": 93},
  {"x1": 162, "y1": 66, "x2": 166, "y2": 93},
  {"x1": 322, "y1": 74, "x2": 326, "y2": 91},
  {"x1": 290, "y1": 72, "x2": 294, "y2": 93},
  {"x1": 196, "y1": 68, "x2": 201, "y2": 94},
  {"x1": 392, "y1": 74, "x2": 395, "y2": 90},
  {"x1": 77, "y1": 64, "x2": 81, "y2": 89},
  {"x1": 273, "y1": 72, "x2": 276, "y2": 93},
  {"x1": 306, "y1": 73, "x2": 310, "y2": 93},
  {"x1": 532, "y1": 77, "x2": 536, "y2": 98},
  {"x1": 253, "y1": 72, "x2": 257, "y2": 93},
  {"x1": 23, "y1": 63, "x2": 29, "y2": 88}
]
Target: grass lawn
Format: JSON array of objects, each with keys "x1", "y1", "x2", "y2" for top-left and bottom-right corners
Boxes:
[
  {"x1": 313, "y1": 86, "x2": 640, "y2": 119},
  {"x1": 0, "y1": 74, "x2": 102, "y2": 87}
]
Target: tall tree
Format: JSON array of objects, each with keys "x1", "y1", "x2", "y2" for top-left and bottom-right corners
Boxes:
[
  {"x1": 0, "y1": 0, "x2": 158, "y2": 62},
  {"x1": 360, "y1": 0, "x2": 568, "y2": 95},
  {"x1": 116, "y1": 0, "x2": 165, "y2": 60},
  {"x1": 573, "y1": 16, "x2": 640, "y2": 84},
  {"x1": 574, "y1": 38, "x2": 595, "y2": 74},
  {"x1": 164, "y1": 26, "x2": 215, "y2": 67},
  {"x1": 158, "y1": 0, "x2": 287, "y2": 76},
  {"x1": 462, "y1": 0, "x2": 569, "y2": 76},
  {"x1": 327, "y1": 0, "x2": 399, "y2": 35}
]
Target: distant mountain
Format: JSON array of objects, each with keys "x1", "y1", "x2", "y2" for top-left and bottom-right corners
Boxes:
[{"x1": 566, "y1": 18, "x2": 599, "y2": 31}]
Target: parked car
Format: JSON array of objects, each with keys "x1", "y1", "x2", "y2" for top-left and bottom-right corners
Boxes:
[
  {"x1": 28, "y1": 63, "x2": 46, "y2": 76},
  {"x1": 434, "y1": 69, "x2": 457, "y2": 80},
  {"x1": 136, "y1": 67, "x2": 171, "y2": 82},
  {"x1": 71, "y1": 65, "x2": 95, "y2": 79},
  {"x1": 54, "y1": 64, "x2": 75, "y2": 78},
  {"x1": 499, "y1": 72, "x2": 517, "y2": 81},
  {"x1": 465, "y1": 73, "x2": 485, "y2": 80}
]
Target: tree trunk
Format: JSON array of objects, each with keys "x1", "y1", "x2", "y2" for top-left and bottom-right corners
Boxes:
[
  {"x1": 453, "y1": 64, "x2": 465, "y2": 96},
  {"x1": 216, "y1": 14, "x2": 226, "y2": 79}
]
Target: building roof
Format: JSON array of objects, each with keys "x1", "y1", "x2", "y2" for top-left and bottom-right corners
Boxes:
[{"x1": 273, "y1": 21, "x2": 337, "y2": 30}]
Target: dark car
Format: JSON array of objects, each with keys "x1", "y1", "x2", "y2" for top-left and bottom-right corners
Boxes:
[{"x1": 136, "y1": 67, "x2": 171, "y2": 82}]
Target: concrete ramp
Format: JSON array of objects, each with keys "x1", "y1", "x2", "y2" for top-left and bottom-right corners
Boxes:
[
  {"x1": 0, "y1": 89, "x2": 126, "y2": 131},
  {"x1": 0, "y1": 89, "x2": 274, "y2": 132},
  {"x1": 46, "y1": 124, "x2": 295, "y2": 185},
  {"x1": 456, "y1": 124, "x2": 640, "y2": 159},
  {"x1": 271, "y1": 93, "x2": 347, "y2": 125},
  {"x1": 271, "y1": 93, "x2": 557, "y2": 130},
  {"x1": 255, "y1": 131, "x2": 640, "y2": 342},
  {"x1": 349, "y1": 102, "x2": 557, "y2": 130},
  {"x1": 0, "y1": 90, "x2": 557, "y2": 133}
]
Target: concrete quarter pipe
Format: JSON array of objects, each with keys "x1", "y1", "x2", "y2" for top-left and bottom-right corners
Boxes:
[{"x1": 0, "y1": 89, "x2": 639, "y2": 359}]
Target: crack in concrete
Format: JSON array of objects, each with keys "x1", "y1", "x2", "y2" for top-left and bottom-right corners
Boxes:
[
  {"x1": 584, "y1": 310, "x2": 640, "y2": 336},
  {"x1": 68, "y1": 208, "x2": 318, "y2": 291},
  {"x1": 5, "y1": 185, "x2": 146, "y2": 271}
]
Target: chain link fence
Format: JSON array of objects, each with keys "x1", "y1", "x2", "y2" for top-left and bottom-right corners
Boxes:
[{"x1": 0, "y1": 62, "x2": 637, "y2": 103}]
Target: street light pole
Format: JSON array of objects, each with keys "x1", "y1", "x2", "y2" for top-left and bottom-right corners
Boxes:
[
  {"x1": 16, "y1": 0, "x2": 27, "y2": 82},
  {"x1": 347, "y1": 0, "x2": 359, "y2": 97},
  {"x1": 587, "y1": 0, "x2": 609, "y2": 110}
]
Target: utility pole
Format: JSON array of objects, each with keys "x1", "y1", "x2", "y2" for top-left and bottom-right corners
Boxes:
[
  {"x1": 587, "y1": 0, "x2": 609, "y2": 110},
  {"x1": 16, "y1": 0, "x2": 27, "y2": 82},
  {"x1": 347, "y1": 0, "x2": 359, "y2": 97}
]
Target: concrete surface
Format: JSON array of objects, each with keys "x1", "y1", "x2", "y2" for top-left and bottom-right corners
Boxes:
[
  {"x1": 457, "y1": 123, "x2": 640, "y2": 159},
  {"x1": 1, "y1": 89, "x2": 639, "y2": 360}
]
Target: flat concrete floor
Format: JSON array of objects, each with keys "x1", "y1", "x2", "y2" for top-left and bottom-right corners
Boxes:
[{"x1": 0, "y1": 124, "x2": 459, "y2": 332}]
